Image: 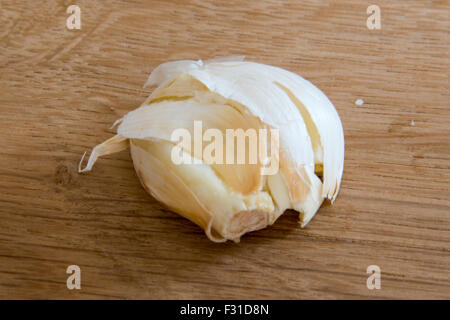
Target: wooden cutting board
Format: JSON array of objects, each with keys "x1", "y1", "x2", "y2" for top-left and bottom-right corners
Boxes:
[{"x1": 0, "y1": 0, "x2": 448, "y2": 299}]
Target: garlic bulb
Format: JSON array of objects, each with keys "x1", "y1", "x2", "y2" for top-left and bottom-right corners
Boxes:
[{"x1": 79, "y1": 57, "x2": 344, "y2": 242}]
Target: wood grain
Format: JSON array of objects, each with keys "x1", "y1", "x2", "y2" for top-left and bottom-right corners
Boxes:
[{"x1": 0, "y1": 0, "x2": 449, "y2": 299}]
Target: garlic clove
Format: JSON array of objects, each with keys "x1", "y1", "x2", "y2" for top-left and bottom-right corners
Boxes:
[
  {"x1": 80, "y1": 58, "x2": 345, "y2": 241},
  {"x1": 131, "y1": 139, "x2": 275, "y2": 241},
  {"x1": 118, "y1": 90, "x2": 265, "y2": 195},
  {"x1": 145, "y1": 61, "x2": 325, "y2": 225}
]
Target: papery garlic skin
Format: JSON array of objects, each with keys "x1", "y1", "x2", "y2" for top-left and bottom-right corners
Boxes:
[{"x1": 79, "y1": 58, "x2": 344, "y2": 242}]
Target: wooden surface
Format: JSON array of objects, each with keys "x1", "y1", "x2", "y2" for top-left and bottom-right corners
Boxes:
[{"x1": 0, "y1": 0, "x2": 449, "y2": 299}]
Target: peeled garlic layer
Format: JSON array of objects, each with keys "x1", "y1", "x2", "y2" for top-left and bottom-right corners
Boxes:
[{"x1": 79, "y1": 58, "x2": 344, "y2": 242}]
